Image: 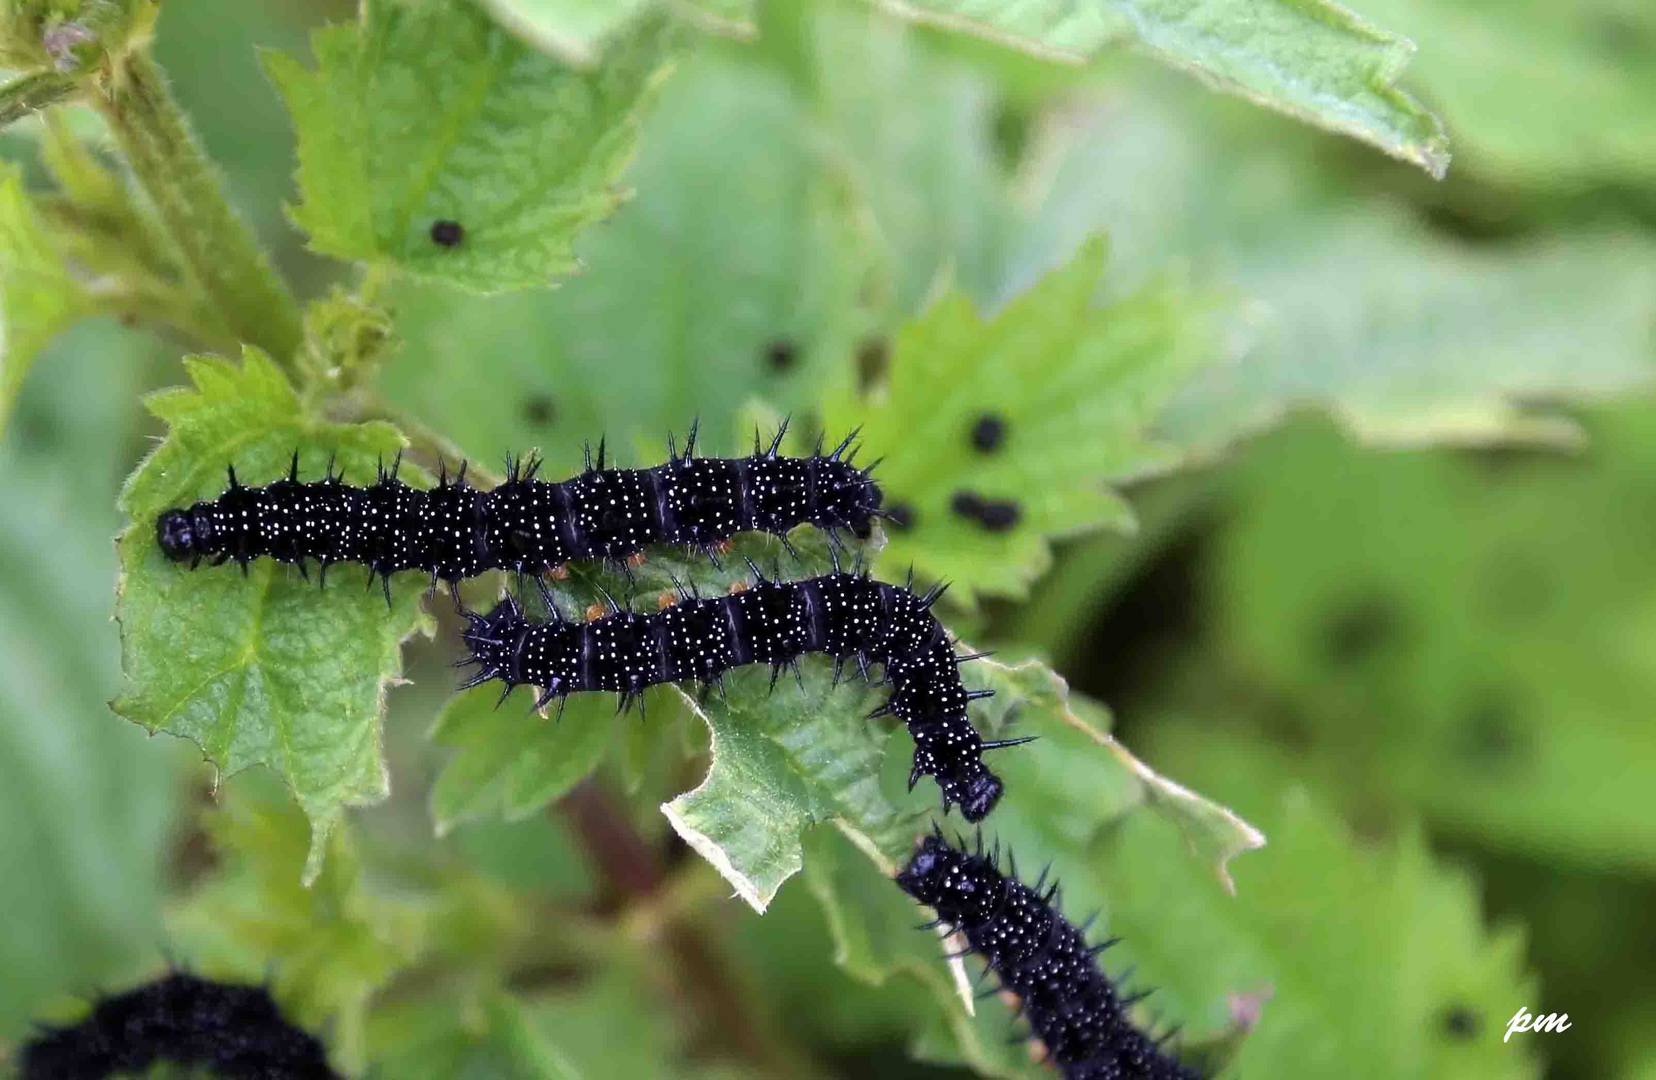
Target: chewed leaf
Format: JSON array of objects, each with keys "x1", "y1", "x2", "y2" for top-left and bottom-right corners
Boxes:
[
  {"x1": 114, "y1": 348, "x2": 432, "y2": 882},
  {"x1": 661, "y1": 659, "x2": 910, "y2": 913},
  {"x1": 824, "y1": 238, "x2": 1214, "y2": 603},
  {"x1": 268, "y1": 2, "x2": 680, "y2": 291}
]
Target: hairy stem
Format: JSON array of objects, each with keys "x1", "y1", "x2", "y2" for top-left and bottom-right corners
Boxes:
[
  {"x1": 95, "y1": 50, "x2": 303, "y2": 363},
  {"x1": 0, "y1": 70, "x2": 79, "y2": 128}
]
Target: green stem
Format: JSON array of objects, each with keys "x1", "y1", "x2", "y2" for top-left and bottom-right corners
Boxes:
[{"x1": 95, "y1": 50, "x2": 303, "y2": 363}]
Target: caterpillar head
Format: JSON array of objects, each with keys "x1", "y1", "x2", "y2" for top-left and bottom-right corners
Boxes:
[
  {"x1": 912, "y1": 741, "x2": 1003, "y2": 822},
  {"x1": 956, "y1": 772, "x2": 1003, "y2": 822},
  {"x1": 156, "y1": 509, "x2": 200, "y2": 562},
  {"x1": 896, "y1": 833, "x2": 1000, "y2": 924},
  {"x1": 461, "y1": 598, "x2": 528, "y2": 684}
]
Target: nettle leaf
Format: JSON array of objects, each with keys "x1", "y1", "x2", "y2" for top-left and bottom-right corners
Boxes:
[
  {"x1": 1014, "y1": 81, "x2": 1656, "y2": 452},
  {"x1": 825, "y1": 238, "x2": 1213, "y2": 602},
  {"x1": 0, "y1": 162, "x2": 92, "y2": 432},
  {"x1": 662, "y1": 659, "x2": 912, "y2": 912},
  {"x1": 379, "y1": 47, "x2": 865, "y2": 466},
  {"x1": 1190, "y1": 417, "x2": 1656, "y2": 874},
  {"x1": 711, "y1": 0, "x2": 1447, "y2": 175},
  {"x1": 114, "y1": 348, "x2": 432, "y2": 882},
  {"x1": 166, "y1": 787, "x2": 427, "y2": 1074},
  {"x1": 1158, "y1": 218, "x2": 1656, "y2": 450},
  {"x1": 472, "y1": 0, "x2": 656, "y2": 66},
  {"x1": 975, "y1": 658, "x2": 1263, "y2": 892},
  {"x1": 1097, "y1": 788, "x2": 1537, "y2": 1078},
  {"x1": 430, "y1": 689, "x2": 616, "y2": 835},
  {"x1": 1349, "y1": 0, "x2": 1656, "y2": 187},
  {"x1": 268, "y1": 0, "x2": 679, "y2": 291}
]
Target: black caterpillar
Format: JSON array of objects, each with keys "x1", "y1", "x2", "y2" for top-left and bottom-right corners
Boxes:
[
  {"x1": 458, "y1": 569, "x2": 1028, "y2": 821},
  {"x1": 898, "y1": 831, "x2": 1201, "y2": 1080},
  {"x1": 155, "y1": 423, "x2": 882, "y2": 602},
  {"x1": 18, "y1": 973, "x2": 338, "y2": 1080}
]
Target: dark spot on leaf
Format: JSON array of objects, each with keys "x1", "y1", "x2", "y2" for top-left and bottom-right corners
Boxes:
[
  {"x1": 884, "y1": 501, "x2": 916, "y2": 532},
  {"x1": 950, "y1": 490, "x2": 1019, "y2": 532},
  {"x1": 430, "y1": 219, "x2": 464, "y2": 247},
  {"x1": 1320, "y1": 594, "x2": 1401, "y2": 667},
  {"x1": 856, "y1": 337, "x2": 890, "y2": 391},
  {"x1": 1457, "y1": 688, "x2": 1525, "y2": 766},
  {"x1": 763, "y1": 339, "x2": 799, "y2": 373},
  {"x1": 977, "y1": 499, "x2": 1020, "y2": 532},
  {"x1": 1442, "y1": 1006, "x2": 1479, "y2": 1040},
  {"x1": 522, "y1": 395, "x2": 556, "y2": 428},
  {"x1": 970, "y1": 413, "x2": 1007, "y2": 453},
  {"x1": 990, "y1": 97, "x2": 1032, "y2": 167}
]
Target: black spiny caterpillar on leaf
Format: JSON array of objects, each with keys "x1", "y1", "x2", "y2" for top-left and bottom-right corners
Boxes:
[
  {"x1": 18, "y1": 973, "x2": 338, "y2": 1080},
  {"x1": 155, "y1": 422, "x2": 883, "y2": 603},
  {"x1": 458, "y1": 569, "x2": 1030, "y2": 821},
  {"x1": 899, "y1": 831, "x2": 1202, "y2": 1079}
]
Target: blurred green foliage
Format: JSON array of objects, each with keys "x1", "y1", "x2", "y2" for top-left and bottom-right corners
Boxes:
[{"x1": 1, "y1": 0, "x2": 1653, "y2": 1077}]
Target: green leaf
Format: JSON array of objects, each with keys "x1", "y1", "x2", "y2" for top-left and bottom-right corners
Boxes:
[
  {"x1": 166, "y1": 785, "x2": 427, "y2": 1073},
  {"x1": 824, "y1": 238, "x2": 1214, "y2": 602},
  {"x1": 378, "y1": 45, "x2": 865, "y2": 465},
  {"x1": 1092, "y1": 788, "x2": 1538, "y2": 1078},
  {"x1": 661, "y1": 659, "x2": 911, "y2": 912},
  {"x1": 471, "y1": 0, "x2": 655, "y2": 66},
  {"x1": 739, "y1": 0, "x2": 1450, "y2": 175},
  {"x1": 430, "y1": 688, "x2": 616, "y2": 834},
  {"x1": 366, "y1": 993, "x2": 583, "y2": 1079},
  {"x1": 977, "y1": 657, "x2": 1264, "y2": 892},
  {"x1": 1185, "y1": 416, "x2": 1656, "y2": 873},
  {"x1": 113, "y1": 348, "x2": 432, "y2": 882},
  {"x1": 1158, "y1": 218, "x2": 1656, "y2": 450},
  {"x1": 0, "y1": 162, "x2": 91, "y2": 432},
  {"x1": 267, "y1": 0, "x2": 679, "y2": 291},
  {"x1": 1347, "y1": 0, "x2": 1656, "y2": 186},
  {"x1": 0, "y1": 322, "x2": 179, "y2": 1040},
  {"x1": 367, "y1": 955, "x2": 739, "y2": 1079},
  {"x1": 1016, "y1": 77, "x2": 1656, "y2": 451}
]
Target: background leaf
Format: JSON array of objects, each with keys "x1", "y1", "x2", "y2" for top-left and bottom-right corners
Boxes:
[
  {"x1": 472, "y1": 0, "x2": 656, "y2": 66},
  {"x1": 1010, "y1": 75, "x2": 1656, "y2": 452},
  {"x1": 824, "y1": 239, "x2": 1214, "y2": 601},
  {"x1": 0, "y1": 322, "x2": 180, "y2": 1042},
  {"x1": 268, "y1": 0, "x2": 679, "y2": 291},
  {"x1": 113, "y1": 348, "x2": 431, "y2": 881},
  {"x1": 166, "y1": 784, "x2": 428, "y2": 1073},
  {"x1": 0, "y1": 161, "x2": 91, "y2": 432},
  {"x1": 708, "y1": 0, "x2": 1449, "y2": 175},
  {"x1": 1093, "y1": 791, "x2": 1538, "y2": 1078}
]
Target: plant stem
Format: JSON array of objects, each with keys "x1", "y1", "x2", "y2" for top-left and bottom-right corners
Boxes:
[
  {"x1": 95, "y1": 49, "x2": 303, "y2": 364},
  {"x1": 0, "y1": 70, "x2": 79, "y2": 128}
]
